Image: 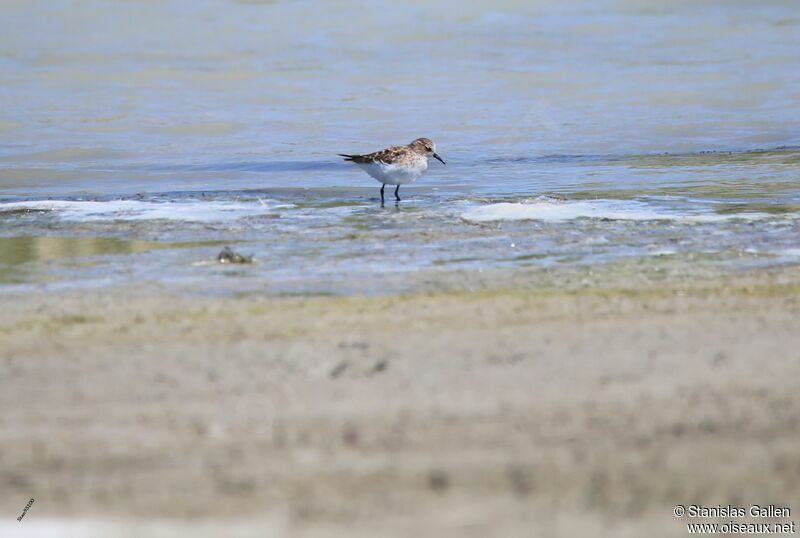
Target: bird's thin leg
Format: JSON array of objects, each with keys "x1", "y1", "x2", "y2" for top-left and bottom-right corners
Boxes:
[
  {"x1": 380, "y1": 184, "x2": 385, "y2": 206},
  {"x1": 394, "y1": 185, "x2": 401, "y2": 202}
]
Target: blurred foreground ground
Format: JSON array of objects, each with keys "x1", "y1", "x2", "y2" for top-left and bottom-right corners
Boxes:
[{"x1": 1, "y1": 268, "x2": 799, "y2": 537}]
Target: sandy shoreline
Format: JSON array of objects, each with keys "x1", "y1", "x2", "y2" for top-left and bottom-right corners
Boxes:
[{"x1": 2, "y1": 268, "x2": 800, "y2": 536}]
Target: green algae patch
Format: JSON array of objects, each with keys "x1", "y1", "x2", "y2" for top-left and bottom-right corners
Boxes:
[{"x1": 0, "y1": 236, "x2": 228, "y2": 283}]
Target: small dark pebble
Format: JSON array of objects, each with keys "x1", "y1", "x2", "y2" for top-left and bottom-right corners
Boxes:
[
  {"x1": 699, "y1": 418, "x2": 718, "y2": 433},
  {"x1": 671, "y1": 422, "x2": 687, "y2": 437},
  {"x1": 507, "y1": 465, "x2": 534, "y2": 498},
  {"x1": 330, "y1": 361, "x2": 349, "y2": 378},
  {"x1": 217, "y1": 246, "x2": 253, "y2": 264},
  {"x1": 342, "y1": 425, "x2": 359, "y2": 446},
  {"x1": 428, "y1": 469, "x2": 450, "y2": 492}
]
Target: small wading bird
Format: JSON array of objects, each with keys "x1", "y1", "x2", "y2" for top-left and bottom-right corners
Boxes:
[{"x1": 339, "y1": 138, "x2": 446, "y2": 205}]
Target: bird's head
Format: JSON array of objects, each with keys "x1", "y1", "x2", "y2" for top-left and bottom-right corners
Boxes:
[{"x1": 409, "y1": 138, "x2": 445, "y2": 164}]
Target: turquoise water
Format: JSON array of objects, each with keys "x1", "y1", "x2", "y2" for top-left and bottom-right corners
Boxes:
[{"x1": 1, "y1": 0, "x2": 799, "y2": 293}]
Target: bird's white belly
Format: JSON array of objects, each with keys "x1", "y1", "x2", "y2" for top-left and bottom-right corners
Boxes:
[{"x1": 358, "y1": 160, "x2": 427, "y2": 185}]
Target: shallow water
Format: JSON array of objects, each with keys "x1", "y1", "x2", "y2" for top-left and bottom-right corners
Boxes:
[{"x1": 1, "y1": 0, "x2": 799, "y2": 294}]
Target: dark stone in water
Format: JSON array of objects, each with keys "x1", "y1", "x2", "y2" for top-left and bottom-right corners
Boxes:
[{"x1": 217, "y1": 246, "x2": 253, "y2": 264}]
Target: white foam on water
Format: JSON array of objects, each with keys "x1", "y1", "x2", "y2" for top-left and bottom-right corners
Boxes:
[
  {"x1": 0, "y1": 199, "x2": 292, "y2": 223},
  {"x1": 460, "y1": 199, "x2": 772, "y2": 224}
]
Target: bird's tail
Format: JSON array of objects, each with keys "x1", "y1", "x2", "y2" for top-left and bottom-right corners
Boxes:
[{"x1": 338, "y1": 153, "x2": 366, "y2": 163}]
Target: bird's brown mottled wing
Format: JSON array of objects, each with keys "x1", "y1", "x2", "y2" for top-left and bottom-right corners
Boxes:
[
  {"x1": 339, "y1": 146, "x2": 407, "y2": 165},
  {"x1": 369, "y1": 146, "x2": 407, "y2": 164}
]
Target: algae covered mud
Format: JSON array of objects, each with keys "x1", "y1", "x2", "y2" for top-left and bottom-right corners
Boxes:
[{"x1": 1, "y1": 0, "x2": 800, "y2": 294}]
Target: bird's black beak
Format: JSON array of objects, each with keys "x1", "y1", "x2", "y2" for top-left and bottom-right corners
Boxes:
[{"x1": 433, "y1": 152, "x2": 446, "y2": 165}]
